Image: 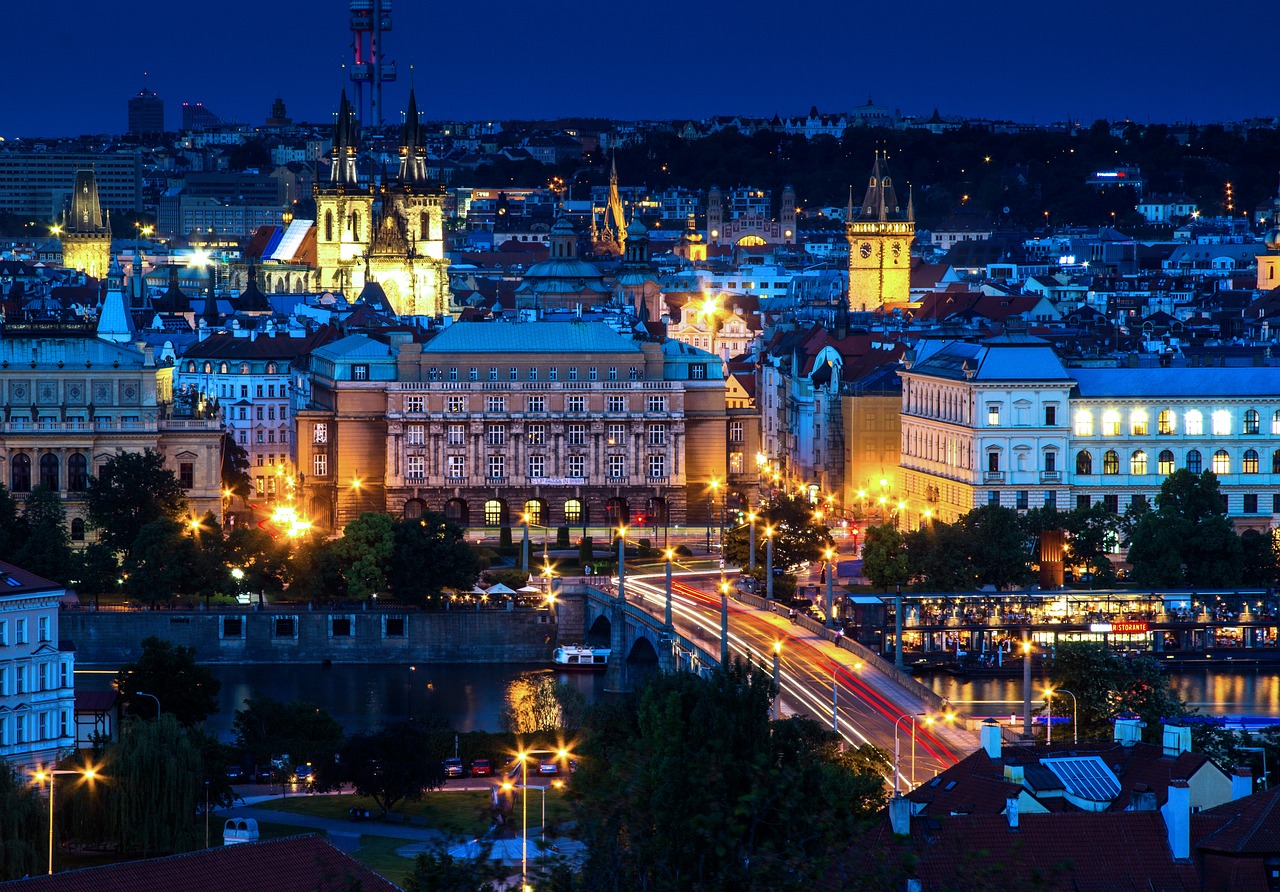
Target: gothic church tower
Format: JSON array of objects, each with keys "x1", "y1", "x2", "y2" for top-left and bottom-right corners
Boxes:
[
  {"x1": 59, "y1": 169, "x2": 112, "y2": 280},
  {"x1": 846, "y1": 150, "x2": 914, "y2": 311},
  {"x1": 314, "y1": 89, "x2": 375, "y2": 296}
]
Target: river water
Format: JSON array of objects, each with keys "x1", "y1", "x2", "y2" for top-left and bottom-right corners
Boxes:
[{"x1": 76, "y1": 663, "x2": 609, "y2": 742}]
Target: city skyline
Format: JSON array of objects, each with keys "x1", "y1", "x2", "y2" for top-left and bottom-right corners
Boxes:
[{"x1": 7, "y1": 0, "x2": 1275, "y2": 137}]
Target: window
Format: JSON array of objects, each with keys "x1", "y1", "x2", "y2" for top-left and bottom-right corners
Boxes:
[
  {"x1": 1102, "y1": 410, "x2": 1121, "y2": 437},
  {"x1": 566, "y1": 395, "x2": 585, "y2": 413},
  {"x1": 448, "y1": 396, "x2": 466, "y2": 413},
  {"x1": 565, "y1": 499, "x2": 583, "y2": 524},
  {"x1": 352, "y1": 364, "x2": 369, "y2": 381},
  {"x1": 313, "y1": 454, "x2": 328, "y2": 476},
  {"x1": 1104, "y1": 494, "x2": 1119, "y2": 513},
  {"x1": 548, "y1": 367, "x2": 558, "y2": 381},
  {"x1": 1074, "y1": 410, "x2": 1094, "y2": 436},
  {"x1": 407, "y1": 424, "x2": 425, "y2": 445},
  {"x1": 988, "y1": 491, "x2": 999, "y2": 507},
  {"x1": 690, "y1": 364, "x2": 707, "y2": 380},
  {"x1": 1158, "y1": 450, "x2": 1175, "y2": 475},
  {"x1": 567, "y1": 454, "x2": 585, "y2": 478},
  {"x1": 1244, "y1": 409, "x2": 1260, "y2": 435},
  {"x1": 528, "y1": 454, "x2": 546, "y2": 478},
  {"x1": 1273, "y1": 411, "x2": 1280, "y2": 435},
  {"x1": 510, "y1": 367, "x2": 518, "y2": 381},
  {"x1": 1244, "y1": 449, "x2": 1259, "y2": 474},
  {"x1": 1015, "y1": 491, "x2": 1029, "y2": 510},
  {"x1": 446, "y1": 424, "x2": 465, "y2": 445},
  {"x1": 729, "y1": 421, "x2": 743, "y2": 443},
  {"x1": 38, "y1": 617, "x2": 49, "y2": 642},
  {"x1": 606, "y1": 424, "x2": 627, "y2": 445},
  {"x1": 608, "y1": 367, "x2": 618, "y2": 381},
  {"x1": 1187, "y1": 449, "x2": 1202, "y2": 474},
  {"x1": 1185, "y1": 411, "x2": 1203, "y2": 436},
  {"x1": 256, "y1": 384, "x2": 264, "y2": 398},
  {"x1": 71, "y1": 517, "x2": 85, "y2": 541},
  {"x1": 447, "y1": 455, "x2": 466, "y2": 478},
  {"x1": 647, "y1": 395, "x2": 668, "y2": 413},
  {"x1": 487, "y1": 454, "x2": 505, "y2": 479},
  {"x1": 1044, "y1": 405, "x2": 1057, "y2": 426},
  {"x1": 568, "y1": 367, "x2": 578, "y2": 381},
  {"x1": 16, "y1": 620, "x2": 27, "y2": 645},
  {"x1": 648, "y1": 454, "x2": 667, "y2": 478},
  {"x1": 256, "y1": 406, "x2": 265, "y2": 421},
  {"x1": 1212, "y1": 411, "x2": 1231, "y2": 437},
  {"x1": 1274, "y1": 494, "x2": 1280, "y2": 514},
  {"x1": 1158, "y1": 410, "x2": 1175, "y2": 435},
  {"x1": 606, "y1": 395, "x2": 626, "y2": 413},
  {"x1": 648, "y1": 423, "x2": 667, "y2": 446},
  {"x1": 987, "y1": 405, "x2": 1000, "y2": 426},
  {"x1": 1130, "y1": 450, "x2": 1147, "y2": 475},
  {"x1": 1212, "y1": 449, "x2": 1231, "y2": 474},
  {"x1": 489, "y1": 367, "x2": 498, "y2": 381},
  {"x1": 449, "y1": 367, "x2": 458, "y2": 381},
  {"x1": 1076, "y1": 494, "x2": 1091, "y2": 511},
  {"x1": 11, "y1": 454, "x2": 30, "y2": 492},
  {"x1": 588, "y1": 367, "x2": 598, "y2": 381},
  {"x1": 527, "y1": 424, "x2": 546, "y2": 446},
  {"x1": 987, "y1": 452, "x2": 1000, "y2": 473},
  {"x1": 385, "y1": 616, "x2": 407, "y2": 638},
  {"x1": 487, "y1": 396, "x2": 506, "y2": 413},
  {"x1": 1130, "y1": 411, "x2": 1148, "y2": 436},
  {"x1": 527, "y1": 396, "x2": 546, "y2": 413},
  {"x1": 529, "y1": 367, "x2": 538, "y2": 381},
  {"x1": 486, "y1": 424, "x2": 506, "y2": 446},
  {"x1": 314, "y1": 423, "x2": 328, "y2": 444},
  {"x1": 1244, "y1": 494, "x2": 1259, "y2": 514},
  {"x1": 405, "y1": 395, "x2": 425, "y2": 412},
  {"x1": 1103, "y1": 450, "x2": 1120, "y2": 475},
  {"x1": 1076, "y1": 451, "x2": 1093, "y2": 475},
  {"x1": 406, "y1": 455, "x2": 425, "y2": 478},
  {"x1": 68, "y1": 453, "x2": 87, "y2": 491},
  {"x1": 469, "y1": 368, "x2": 478, "y2": 381},
  {"x1": 38, "y1": 454, "x2": 58, "y2": 490},
  {"x1": 1274, "y1": 449, "x2": 1280, "y2": 474},
  {"x1": 730, "y1": 452, "x2": 744, "y2": 474},
  {"x1": 1044, "y1": 451, "x2": 1057, "y2": 472},
  {"x1": 567, "y1": 424, "x2": 586, "y2": 446},
  {"x1": 608, "y1": 455, "x2": 625, "y2": 478},
  {"x1": 179, "y1": 462, "x2": 194, "y2": 488},
  {"x1": 1131, "y1": 494, "x2": 1147, "y2": 512}
]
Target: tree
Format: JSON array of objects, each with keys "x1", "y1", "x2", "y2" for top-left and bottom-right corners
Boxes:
[
  {"x1": 1048, "y1": 642, "x2": 1189, "y2": 743},
  {"x1": 122, "y1": 519, "x2": 193, "y2": 602},
  {"x1": 72, "y1": 542, "x2": 121, "y2": 599},
  {"x1": 219, "y1": 432, "x2": 252, "y2": 498},
  {"x1": 224, "y1": 526, "x2": 291, "y2": 596},
  {"x1": 289, "y1": 538, "x2": 349, "y2": 601},
  {"x1": 573, "y1": 662, "x2": 888, "y2": 892},
  {"x1": 1127, "y1": 470, "x2": 1242, "y2": 587},
  {"x1": 0, "y1": 482, "x2": 19, "y2": 558},
  {"x1": 1063, "y1": 502, "x2": 1121, "y2": 585},
  {"x1": 959, "y1": 506, "x2": 1033, "y2": 589},
  {"x1": 336, "y1": 512, "x2": 396, "y2": 599},
  {"x1": 0, "y1": 759, "x2": 44, "y2": 880},
  {"x1": 232, "y1": 698, "x2": 344, "y2": 776},
  {"x1": 102, "y1": 716, "x2": 204, "y2": 855},
  {"x1": 724, "y1": 494, "x2": 830, "y2": 576},
  {"x1": 904, "y1": 521, "x2": 973, "y2": 591},
  {"x1": 13, "y1": 485, "x2": 74, "y2": 584},
  {"x1": 86, "y1": 450, "x2": 187, "y2": 555},
  {"x1": 861, "y1": 523, "x2": 909, "y2": 591},
  {"x1": 389, "y1": 513, "x2": 481, "y2": 603},
  {"x1": 402, "y1": 848, "x2": 503, "y2": 892},
  {"x1": 115, "y1": 636, "x2": 220, "y2": 727},
  {"x1": 1241, "y1": 530, "x2": 1280, "y2": 587},
  {"x1": 333, "y1": 722, "x2": 447, "y2": 814},
  {"x1": 500, "y1": 676, "x2": 587, "y2": 735}
]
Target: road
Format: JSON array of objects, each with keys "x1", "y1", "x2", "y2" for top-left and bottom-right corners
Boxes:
[{"x1": 623, "y1": 571, "x2": 971, "y2": 789}]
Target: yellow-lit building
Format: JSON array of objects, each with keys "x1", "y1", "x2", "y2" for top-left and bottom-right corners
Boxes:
[
  {"x1": 846, "y1": 151, "x2": 915, "y2": 311},
  {"x1": 57, "y1": 169, "x2": 112, "y2": 280}
]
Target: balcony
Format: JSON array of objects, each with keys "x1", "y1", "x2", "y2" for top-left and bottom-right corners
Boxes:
[
  {"x1": 1040, "y1": 470, "x2": 1062, "y2": 483},
  {"x1": 983, "y1": 471, "x2": 1005, "y2": 484},
  {"x1": 484, "y1": 476, "x2": 507, "y2": 486}
]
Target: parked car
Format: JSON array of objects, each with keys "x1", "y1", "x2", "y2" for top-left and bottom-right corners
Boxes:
[
  {"x1": 255, "y1": 767, "x2": 273, "y2": 784},
  {"x1": 538, "y1": 757, "x2": 560, "y2": 775},
  {"x1": 443, "y1": 757, "x2": 465, "y2": 778},
  {"x1": 226, "y1": 765, "x2": 245, "y2": 780},
  {"x1": 470, "y1": 759, "x2": 491, "y2": 777},
  {"x1": 293, "y1": 764, "x2": 314, "y2": 784}
]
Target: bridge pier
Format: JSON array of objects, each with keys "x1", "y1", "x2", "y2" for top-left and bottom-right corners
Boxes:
[{"x1": 604, "y1": 599, "x2": 630, "y2": 693}]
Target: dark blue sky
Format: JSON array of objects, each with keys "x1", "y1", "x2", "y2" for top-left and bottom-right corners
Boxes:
[{"x1": 6, "y1": 0, "x2": 1274, "y2": 137}]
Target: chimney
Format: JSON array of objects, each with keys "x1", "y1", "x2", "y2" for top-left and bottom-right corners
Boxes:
[
  {"x1": 1113, "y1": 717, "x2": 1145, "y2": 746},
  {"x1": 888, "y1": 794, "x2": 912, "y2": 836},
  {"x1": 1161, "y1": 779, "x2": 1190, "y2": 860},
  {"x1": 1231, "y1": 766, "x2": 1254, "y2": 800},
  {"x1": 1162, "y1": 724, "x2": 1192, "y2": 757},
  {"x1": 1006, "y1": 796, "x2": 1019, "y2": 830},
  {"x1": 980, "y1": 718, "x2": 1002, "y2": 760}
]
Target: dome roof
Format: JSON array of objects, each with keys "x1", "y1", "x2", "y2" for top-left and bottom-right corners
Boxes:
[
  {"x1": 522, "y1": 256, "x2": 606, "y2": 281},
  {"x1": 625, "y1": 219, "x2": 647, "y2": 238},
  {"x1": 1266, "y1": 227, "x2": 1280, "y2": 252}
]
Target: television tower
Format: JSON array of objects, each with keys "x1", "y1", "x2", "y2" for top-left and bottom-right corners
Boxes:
[{"x1": 349, "y1": 0, "x2": 397, "y2": 126}]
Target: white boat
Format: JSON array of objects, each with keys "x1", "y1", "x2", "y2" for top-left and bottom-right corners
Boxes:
[{"x1": 553, "y1": 645, "x2": 610, "y2": 670}]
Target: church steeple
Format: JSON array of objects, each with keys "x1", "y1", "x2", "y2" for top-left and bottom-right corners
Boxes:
[
  {"x1": 859, "y1": 149, "x2": 904, "y2": 222},
  {"x1": 846, "y1": 148, "x2": 915, "y2": 312},
  {"x1": 329, "y1": 89, "x2": 360, "y2": 187},
  {"x1": 58, "y1": 168, "x2": 112, "y2": 279},
  {"x1": 398, "y1": 89, "x2": 428, "y2": 186}
]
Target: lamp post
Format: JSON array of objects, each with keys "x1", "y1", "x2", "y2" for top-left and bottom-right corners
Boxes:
[
  {"x1": 824, "y1": 546, "x2": 835, "y2": 630},
  {"x1": 521, "y1": 513, "x2": 530, "y2": 573},
  {"x1": 408, "y1": 665, "x2": 416, "y2": 722},
  {"x1": 765, "y1": 526, "x2": 775, "y2": 601},
  {"x1": 135, "y1": 690, "x2": 161, "y2": 718},
  {"x1": 616, "y1": 525, "x2": 627, "y2": 603},
  {"x1": 514, "y1": 749, "x2": 569, "y2": 890},
  {"x1": 1021, "y1": 633, "x2": 1033, "y2": 739},
  {"x1": 1048, "y1": 687, "x2": 1078, "y2": 745},
  {"x1": 771, "y1": 641, "x2": 782, "y2": 720},
  {"x1": 747, "y1": 510, "x2": 757, "y2": 572},
  {"x1": 892, "y1": 714, "x2": 917, "y2": 796},
  {"x1": 663, "y1": 548, "x2": 674, "y2": 630},
  {"x1": 719, "y1": 580, "x2": 731, "y2": 665},
  {"x1": 34, "y1": 766, "x2": 96, "y2": 875}
]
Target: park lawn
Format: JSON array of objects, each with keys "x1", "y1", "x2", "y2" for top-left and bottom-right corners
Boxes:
[
  {"x1": 351, "y1": 835, "x2": 418, "y2": 886},
  {"x1": 250, "y1": 789, "x2": 573, "y2": 837}
]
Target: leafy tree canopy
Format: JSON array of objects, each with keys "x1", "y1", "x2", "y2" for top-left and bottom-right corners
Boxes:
[
  {"x1": 86, "y1": 450, "x2": 187, "y2": 555},
  {"x1": 331, "y1": 722, "x2": 448, "y2": 814},
  {"x1": 232, "y1": 697, "x2": 343, "y2": 773},
  {"x1": 115, "y1": 636, "x2": 220, "y2": 727},
  {"x1": 390, "y1": 513, "x2": 482, "y2": 603}
]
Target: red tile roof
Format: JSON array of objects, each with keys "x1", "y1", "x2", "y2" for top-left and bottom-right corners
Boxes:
[{"x1": 0, "y1": 835, "x2": 402, "y2": 892}]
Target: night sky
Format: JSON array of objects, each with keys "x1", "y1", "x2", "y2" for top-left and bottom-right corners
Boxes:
[{"x1": 6, "y1": 0, "x2": 1274, "y2": 137}]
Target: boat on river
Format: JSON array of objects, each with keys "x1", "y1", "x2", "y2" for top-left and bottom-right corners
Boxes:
[{"x1": 553, "y1": 645, "x2": 610, "y2": 670}]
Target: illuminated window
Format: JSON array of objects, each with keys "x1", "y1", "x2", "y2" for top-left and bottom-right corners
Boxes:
[
  {"x1": 1130, "y1": 411, "x2": 1148, "y2": 436},
  {"x1": 1074, "y1": 410, "x2": 1094, "y2": 436},
  {"x1": 1212, "y1": 411, "x2": 1231, "y2": 437},
  {"x1": 987, "y1": 405, "x2": 1000, "y2": 426},
  {"x1": 1130, "y1": 450, "x2": 1147, "y2": 475},
  {"x1": 564, "y1": 499, "x2": 583, "y2": 524},
  {"x1": 1158, "y1": 410, "x2": 1175, "y2": 435},
  {"x1": 1272, "y1": 411, "x2": 1280, "y2": 435},
  {"x1": 1243, "y1": 409, "x2": 1260, "y2": 435},
  {"x1": 1243, "y1": 449, "x2": 1259, "y2": 474},
  {"x1": 1102, "y1": 410, "x2": 1121, "y2": 437},
  {"x1": 1103, "y1": 450, "x2": 1120, "y2": 475},
  {"x1": 313, "y1": 454, "x2": 327, "y2": 477},
  {"x1": 527, "y1": 424, "x2": 546, "y2": 446},
  {"x1": 1185, "y1": 411, "x2": 1203, "y2": 436},
  {"x1": 484, "y1": 499, "x2": 504, "y2": 524},
  {"x1": 1186, "y1": 450, "x2": 1202, "y2": 473},
  {"x1": 1076, "y1": 451, "x2": 1093, "y2": 475},
  {"x1": 406, "y1": 424, "x2": 425, "y2": 446},
  {"x1": 1158, "y1": 450, "x2": 1175, "y2": 475},
  {"x1": 1212, "y1": 449, "x2": 1230, "y2": 474}
]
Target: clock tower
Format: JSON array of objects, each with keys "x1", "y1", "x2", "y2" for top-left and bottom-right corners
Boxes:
[{"x1": 846, "y1": 150, "x2": 914, "y2": 311}]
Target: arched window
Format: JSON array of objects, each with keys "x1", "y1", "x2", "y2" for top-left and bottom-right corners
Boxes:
[
  {"x1": 70, "y1": 517, "x2": 85, "y2": 541},
  {"x1": 11, "y1": 454, "x2": 30, "y2": 492},
  {"x1": 1103, "y1": 450, "x2": 1119, "y2": 475},
  {"x1": 1185, "y1": 411, "x2": 1203, "y2": 436},
  {"x1": 1212, "y1": 449, "x2": 1230, "y2": 474},
  {"x1": 1187, "y1": 449, "x2": 1202, "y2": 474},
  {"x1": 1074, "y1": 410, "x2": 1094, "y2": 436},
  {"x1": 240, "y1": 363, "x2": 250, "y2": 374},
  {"x1": 1130, "y1": 450, "x2": 1147, "y2": 475},
  {"x1": 1244, "y1": 409, "x2": 1260, "y2": 435},
  {"x1": 564, "y1": 499, "x2": 583, "y2": 525},
  {"x1": 1158, "y1": 410, "x2": 1175, "y2": 435},
  {"x1": 403, "y1": 499, "x2": 425, "y2": 520},
  {"x1": 219, "y1": 362, "x2": 228, "y2": 374},
  {"x1": 1130, "y1": 411, "x2": 1148, "y2": 436},
  {"x1": 1274, "y1": 449, "x2": 1280, "y2": 474},
  {"x1": 444, "y1": 498, "x2": 468, "y2": 527},
  {"x1": 39, "y1": 453, "x2": 59, "y2": 490},
  {"x1": 1158, "y1": 450, "x2": 1175, "y2": 475},
  {"x1": 1243, "y1": 449, "x2": 1259, "y2": 474},
  {"x1": 1102, "y1": 410, "x2": 1121, "y2": 437},
  {"x1": 266, "y1": 362, "x2": 277, "y2": 374},
  {"x1": 420, "y1": 212, "x2": 429, "y2": 238},
  {"x1": 187, "y1": 361, "x2": 196, "y2": 373},
  {"x1": 350, "y1": 211, "x2": 361, "y2": 240},
  {"x1": 522, "y1": 499, "x2": 544, "y2": 527},
  {"x1": 1273, "y1": 411, "x2": 1280, "y2": 435},
  {"x1": 203, "y1": 361, "x2": 213, "y2": 374},
  {"x1": 483, "y1": 499, "x2": 504, "y2": 526},
  {"x1": 1212, "y1": 411, "x2": 1231, "y2": 437},
  {"x1": 1076, "y1": 450, "x2": 1093, "y2": 475}
]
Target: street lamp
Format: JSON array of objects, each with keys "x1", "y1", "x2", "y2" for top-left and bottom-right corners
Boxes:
[
  {"x1": 1046, "y1": 687, "x2": 1078, "y2": 745},
  {"x1": 772, "y1": 641, "x2": 782, "y2": 720},
  {"x1": 34, "y1": 766, "x2": 97, "y2": 874},
  {"x1": 663, "y1": 548, "x2": 674, "y2": 630},
  {"x1": 513, "y1": 749, "x2": 570, "y2": 890},
  {"x1": 892, "y1": 714, "x2": 918, "y2": 795},
  {"x1": 134, "y1": 690, "x2": 161, "y2": 718},
  {"x1": 706, "y1": 478, "x2": 720, "y2": 554},
  {"x1": 719, "y1": 580, "x2": 731, "y2": 665},
  {"x1": 823, "y1": 546, "x2": 836, "y2": 630},
  {"x1": 616, "y1": 524, "x2": 627, "y2": 603},
  {"x1": 765, "y1": 525, "x2": 775, "y2": 601},
  {"x1": 747, "y1": 510, "x2": 757, "y2": 572}
]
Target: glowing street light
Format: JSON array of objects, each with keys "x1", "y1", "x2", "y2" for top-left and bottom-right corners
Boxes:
[{"x1": 34, "y1": 766, "x2": 97, "y2": 874}]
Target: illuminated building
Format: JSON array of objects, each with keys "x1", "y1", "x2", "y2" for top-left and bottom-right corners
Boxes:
[
  {"x1": 845, "y1": 150, "x2": 915, "y2": 311},
  {"x1": 706, "y1": 185, "x2": 797, "y2": 247},
  {"x1": 57, "y1": 169, "x2": 112, "y2": 280}
]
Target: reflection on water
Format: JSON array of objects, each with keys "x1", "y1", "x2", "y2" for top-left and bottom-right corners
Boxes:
[
  {"x1": 927, "y1": 668, "x2": 1280, "y2": 719},
  {"x1": 77, "y1": 663, "x2": 608, "y2": 742}
]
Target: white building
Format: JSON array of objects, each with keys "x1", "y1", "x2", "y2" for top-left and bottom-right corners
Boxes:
[{"x1": 0, "y1": 562, "x2": 76, "y2": 771}]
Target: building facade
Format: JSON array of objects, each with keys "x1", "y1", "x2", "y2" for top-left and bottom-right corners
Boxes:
[
  {"x1": 58, "y1": 170, "x2": 112, "y2": 280},
  {"x1": 0, "y1": 151, "x2": 144, "y2": 219},
  {"x1": 846, "y1": 151, "x2": 915, "y2": 311},
  {"x1": 0, "y1": 561, "x2": 76, "y2": 771}
]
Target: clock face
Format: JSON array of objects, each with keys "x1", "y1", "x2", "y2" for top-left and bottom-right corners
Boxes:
[
  {"x1": 859, "y1": 242, "x2": 872, "y2": 258},
  {"x1": 892, "y1": 242, "x2": 902, "y2": 257}
]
